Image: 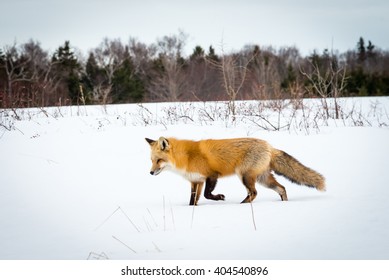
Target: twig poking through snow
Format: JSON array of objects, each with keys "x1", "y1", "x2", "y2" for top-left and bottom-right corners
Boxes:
[
  {"x1": 170, "y1": 200, "x2": 176, "y2": 231},
  {"x1": 152, "y1": 241, "x2": 162, "y2": 253},
  {"x1": 250, "y1": 202, "x2": 257, "y2": 231},
  {"x1": 87, "y1": 252, "x2": 109, "y2": 260},
  {"x1": 112, "y1": 236, "x2": 137, "y2": 254},
  {"x1": 147, "y1": 208, "x2": 158, "y2": 227},
  {"x1": 94, "y1": 206, "x2": 120, "y2": 231},
  {"x1": 119, "y1": 207, "x2": 141, "y2": 233},
  {"x1": 94, "y1": 206, "x2": 140, "y2": 233},
  {"x1": 163, "y1": 196, "x2": 166, "y2": 231},
  {"x1": 143, "y1": 216, "x2": 152, "y2": 232},
  {"x1": 190, "y1": 185, "x2": 201, "y2": 229}
]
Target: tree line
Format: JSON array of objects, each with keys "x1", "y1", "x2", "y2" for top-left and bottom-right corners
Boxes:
[{"x1": 1, "y1": 33, "x2": 388, "y2": 108}]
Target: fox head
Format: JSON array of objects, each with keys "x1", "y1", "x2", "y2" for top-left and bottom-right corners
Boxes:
[{"x1": 145, "y1": 137, "x2": 172, "y2": 176}]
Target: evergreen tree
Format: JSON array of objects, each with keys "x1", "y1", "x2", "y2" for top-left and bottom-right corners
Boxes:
[
  {"x1": 190, "y1": 46, "x2": 205, "y2": 61},
  {"x1": 81, "y1": 52, "x2": 106, "y2": 104},
  {"x1": 281, "y1": 63, "x2": 297, "y2": 89},
  {"x1": 79, "y1": 53, "x2": 95, "y2": 104},
  {"x1": 206, "y1": 45, "x2": 219, "y2": 62},
  {"x1": 367, "y1": 40, "x2": 375, "y2": 59},
  {"x1": 85, "y1": 52, "x2": 101, "y2": 83},
  {"x1": 112, "y1": 54, "x2": 144, "y2": 103},
  {"x1": 52, "y1": 41, "x2": 81, "y2": 104},
  {"x1": 357, "y1": 37, "x2": 366, "y2": 63},
  {"x1": 52, "y1": 41, "x2": 79, "y2": 70}
]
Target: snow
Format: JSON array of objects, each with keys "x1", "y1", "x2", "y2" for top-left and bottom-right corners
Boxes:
[{"x1": 1, "y1": 97, "x2": 389, "y2": 260}]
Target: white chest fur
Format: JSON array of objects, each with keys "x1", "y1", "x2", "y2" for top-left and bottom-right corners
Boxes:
[{"x1": 170, "y1": 166, "x2": 206, "y2": 182}]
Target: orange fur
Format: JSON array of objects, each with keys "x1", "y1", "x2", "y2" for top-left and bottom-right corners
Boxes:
[{"x1": 146, "y1": 137, "x2": 325, "y2": 205}]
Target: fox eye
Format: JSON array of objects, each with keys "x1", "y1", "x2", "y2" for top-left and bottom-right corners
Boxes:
[{"x1": 157, "y1": 159, "x2": 163, "y2": 164}]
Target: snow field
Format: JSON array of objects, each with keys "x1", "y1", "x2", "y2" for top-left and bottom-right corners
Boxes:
[{"x1": 1, "y1": 97, "x2": 388, "y2": 259}]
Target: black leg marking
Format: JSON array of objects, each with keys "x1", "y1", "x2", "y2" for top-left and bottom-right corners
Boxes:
[
  {"x1": 189, "y1": 191, "x2": 196, "y2": 206},
  {"x1": 189, "y1": 182, "x2": 204, "y2": 206},
  {"x1": 204, "y1": 177, "x2": 225, "y2": 201}
]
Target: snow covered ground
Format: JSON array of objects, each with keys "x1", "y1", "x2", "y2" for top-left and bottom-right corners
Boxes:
[{"x1": 1, "y1": 97, "x2": 389, "y2": 260}]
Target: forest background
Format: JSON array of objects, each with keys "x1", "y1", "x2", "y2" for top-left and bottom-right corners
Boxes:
[{"x1": 1, "y1": 32, "x2": 388, "y2": 108}]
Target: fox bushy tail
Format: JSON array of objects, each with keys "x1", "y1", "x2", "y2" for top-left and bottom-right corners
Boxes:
[{"x1": 270, "y1": 149, "x2": 326, "y2": 191}]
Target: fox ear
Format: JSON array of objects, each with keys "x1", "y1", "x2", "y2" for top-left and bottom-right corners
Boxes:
[
  {"x1": 158, "y1": 137, "x2": 170, "y2": 151},
  {"x1": 145, "y1": 138, "x2": 156, "y2": 145}
]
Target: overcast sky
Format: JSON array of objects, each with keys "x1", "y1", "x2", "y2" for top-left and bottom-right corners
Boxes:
[{"x1": 1, "y1": 0, "x2": 388, "y2": 56}]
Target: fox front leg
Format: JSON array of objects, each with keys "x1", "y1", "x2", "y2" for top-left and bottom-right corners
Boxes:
[
  {"x1": 204, "y1": 176, "x2": 225, "y2": 201},
  {"x1": 189, "y1": 182, "x2": 204, "y2": 206}
]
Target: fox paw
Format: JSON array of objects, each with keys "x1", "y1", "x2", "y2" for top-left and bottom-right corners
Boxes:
[{"x1": 216, "y1": 194, "x2": 225, "y2": 201}]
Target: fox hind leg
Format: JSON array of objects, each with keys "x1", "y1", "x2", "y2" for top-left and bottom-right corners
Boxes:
[
  {"x1": 259, "y1": 172, "x2": 288, "y2": 201},
  {"x1": 241, "y1": 173, "x2": 258, "y2": 203},
  {"x1": 204, "y1": 177, "x2": 225, "y2": 201}
]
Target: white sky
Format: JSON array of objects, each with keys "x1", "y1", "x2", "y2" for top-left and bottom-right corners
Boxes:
[{"x1": 1, "y1": 0, "x2": 388, "y2": 56}]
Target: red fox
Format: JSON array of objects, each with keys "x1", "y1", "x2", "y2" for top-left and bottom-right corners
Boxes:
[{"x1": 146, "y1": 137, "x2": 325, "y2": 205}]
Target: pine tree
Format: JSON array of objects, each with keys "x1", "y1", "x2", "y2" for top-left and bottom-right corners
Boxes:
[
  {"x1": 79, "y1": 52, "x2": 104, "y2": 104},
  {"x1": 52, "y1": 41, "x2": 81, "y2": 104},
  {"x1": 206, "y1": 45, "x2": 219, "y2": 62},
  {"x1": 367, "y1": 40, "x2": 375, "y2": 59},
  {"x1": 357, "y1": 37, "x2": 366, "y2": 63},
  {"x1": 112, "y1": 53, "x2": 144, "y2": 103},
  {"x1": 190, "y1": 46, "x2": 205, "y2": 61},
  {"x1": 52, "y1": 41, "x2": 79, "y2": 70},
  {"x1": 281, "y1": 63, "x2": 296, "y2": 89}
]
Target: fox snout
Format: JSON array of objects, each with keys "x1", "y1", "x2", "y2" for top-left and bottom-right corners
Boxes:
[
  {"x1": 150, "y1": 170, "x2": 158, "y2": 175},
  {"x1": 149, "y1": 167, "x2": 163, "y2": 176}
]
